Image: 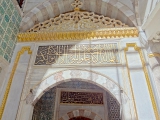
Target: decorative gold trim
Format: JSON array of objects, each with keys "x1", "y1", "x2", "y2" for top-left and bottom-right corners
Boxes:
[
  {"x1": 124, "y1": 44, "x2": 138, "y2": 120},
  {"x1": 125, "y1": 43, "x2": 159, "y2": 120},
  {"x1": 0, "y1": 47, "x2": 32, "y2": 119},
  {"x1": 17, "y1": 27, "x2": 138, "y2": 42},
  {"x1": 148, "y1": 53, "x2": 160, "y2": 58}
]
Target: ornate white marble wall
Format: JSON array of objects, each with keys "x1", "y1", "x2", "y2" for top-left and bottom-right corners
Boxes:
[
  {"x1": 1, "y1": 37, "x2": 159, "y2": 120},
  {"x1": 147, "y1": 41, "x2": 160, "y2": 112},
  {"x1": 0, "y1": 57, "x2": 9, "y2": 106}
]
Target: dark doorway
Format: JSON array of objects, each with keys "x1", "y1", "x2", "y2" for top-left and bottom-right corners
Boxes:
[{"x1": 69, "y1": 116, "x2": 92, "y2": 120}]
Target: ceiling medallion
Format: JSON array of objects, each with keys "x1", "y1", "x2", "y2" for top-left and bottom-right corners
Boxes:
[{"x1": 18, "y1": 0, "x2": 138, "y2": 42}]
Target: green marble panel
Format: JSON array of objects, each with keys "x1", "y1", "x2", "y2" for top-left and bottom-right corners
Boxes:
[
  {"x1": 15, "y1": 20, "x2": 19, "y2": 27},
  {"x1": 3, "y1": 34, "x2": 10, "y2": 43},
  {"x1": 7, "y1": 27, "x2": 12, "y2": 35},
  {"x1": 8, "y1": 58, "x2": 11, "y2": 63},
  {"x1": 0, "y1": 6, "x2": 5, "y2": 15},
  {"x1": 9, "y1": 2, "x2": 14, "y2": 10},
  {"x1": 6, "y1": 8, "x2": 12, "y2": 16},
  {"x1": 0, "y1": 27, "x2": 5, "y2": 37},
  {"x1": 9, "y1": 21, "x2": 14, "y2": 28},
  {"x1": 13, "y1": 10, "x2": 19, "y2": 19},
  {"x1": 4, "y1": 53, "x2": 9, "y2": 61},
  {"x1": 14, "y1": 23, "x2": 19, "y2": 31},
  {"x1": 0, "y1": 47, "x2": 4, "y2": 56},
  {"x1": 2, "y1": 18, "x2": 8, "y2": 30},
  {"x1": 6, "y1": 0, "x2": 10, "y2": 4},
  {"x1": 11, "y1": 33, "x2": 16, "y2": 40},
  {"x1": 12, "y1": 44, "x2": 16, "y2": 51},
  {"x1": 4, "y1": 15, "x2": 10, "y2": 22},
  {"x1": 1, "y1": 1, "x2": 7, "y2": 10},
  {"x1": 6, "y1": 46, "x2": 12, "y2": 56},
  {"x1": 0, "y1": 0, "x2": 21, "y2": 62},
  {"x1": 8, "y1": 40, "x2": 14, "y2": 48},
  {"x1": 0, "y1": 15, "x2": 4, "y2": 24},
  {"x1": 0, "y1": 37, "x2": 2, "y2": 45},
  {"x1": 17, "y1": 15, "x2": 22, "y2": 23},
  {"x1": 11, "y1": 15, "x2": 16, "y2": 24},
  {"x1": 1, "y1": 41, "x2": 7, "y2": 50}
]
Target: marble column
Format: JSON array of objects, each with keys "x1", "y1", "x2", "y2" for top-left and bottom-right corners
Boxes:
[{"x1": 125, "y1": 46, "x2": 155, "y2": 120}]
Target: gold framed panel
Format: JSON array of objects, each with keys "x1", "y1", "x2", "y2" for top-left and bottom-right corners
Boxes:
[
  {"x1": 0, "y1": 47, "x2": 32, "y2": 119},
  {"x1": 124, "y1": 43, "x2": 159, "y2": 120}
]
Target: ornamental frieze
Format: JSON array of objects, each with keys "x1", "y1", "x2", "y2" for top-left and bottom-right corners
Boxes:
[
  {"x1": 27, "y1": 0, "x2": 128, "y2": 33},
  {"x1": 18, "y1": 0, "x2": 138, "y2": 42},
  {"x1": 60, "y1": 91, "x2": 103, "y2": 105},
  {"x1": 34, "y1": 43, "x2": 120, "y2": 65}
]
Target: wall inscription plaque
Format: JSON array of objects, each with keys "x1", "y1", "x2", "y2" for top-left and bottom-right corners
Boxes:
[
  {"x1": 34, "y1": 43, "x2": 120, "y2": 65},
  {"x1": 60, "y1": 91, "x2": 103, "y2": 105}
]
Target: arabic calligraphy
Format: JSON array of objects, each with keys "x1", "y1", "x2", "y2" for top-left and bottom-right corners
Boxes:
[
  {"x1": 34, "y1": 43, "x2": 120, "y2": 65},
  {"x1": 60, "y1": 91, "x2": 103, "y2": 104}
]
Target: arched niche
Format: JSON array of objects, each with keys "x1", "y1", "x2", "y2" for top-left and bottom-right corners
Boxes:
[{"x1": 32, "y1": 80, "x2": 121, "y2": 120}]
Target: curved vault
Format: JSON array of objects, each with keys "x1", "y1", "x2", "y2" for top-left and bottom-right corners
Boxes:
[{"x1": 20, "y1": 0, "x2": 137, "y2": 32}]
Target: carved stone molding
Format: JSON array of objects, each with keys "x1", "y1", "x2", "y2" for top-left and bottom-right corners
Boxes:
[
  {"x1": 18, "y1": 27, "x2": 138, "y2": 42},
  {"x1": 27, "y1": 11, "x2": 128, "y2": 33},
  {"x1": 124, "y1": 43, "x2": 159, "y2": 120},
  {"x1": 20, "y1": 0, "x2": 136, "y2": 32},
  {"x1": 17, "y1": 0, "x2": 138, "y2": 42},
  {"x1": 26, "y1": 0, "x2": 128, "y2": 33},
  {"x1": 148, "y1": 53, "x2": 160, "y2": 58},
  {"x1": 0, "y1": 47, "x2": 32, "y2": 119},
  {"x1": 59, "y1": 109, "x2": 103, "y2": 120},
  {"x1": 152, "y1": 31, "x2": 160, "y2": 42}
]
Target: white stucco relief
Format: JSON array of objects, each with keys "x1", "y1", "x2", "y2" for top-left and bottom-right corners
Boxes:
[{"x1": 27, "y1": 69, "x2": 128, "y2": 105}]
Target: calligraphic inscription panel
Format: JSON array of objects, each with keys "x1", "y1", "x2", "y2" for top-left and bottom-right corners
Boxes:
[
  {"x1": 60, "y1": 91, "x2": 103, "y2": 105},
  {"x1": 34, "y1": 43, "x2": 120, "y2": 65}
]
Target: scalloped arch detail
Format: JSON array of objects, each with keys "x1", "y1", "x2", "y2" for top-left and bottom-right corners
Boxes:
[
  {"x1": 27, "y1": 10, "x2": 129, "y2": 32},
  {"x1": 20, "y1": 0, "x2": 137, "y2": 32}
]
